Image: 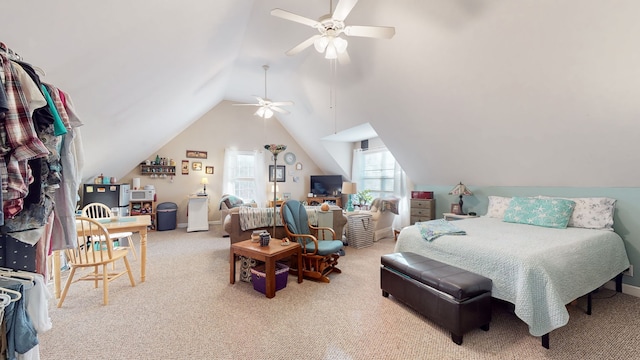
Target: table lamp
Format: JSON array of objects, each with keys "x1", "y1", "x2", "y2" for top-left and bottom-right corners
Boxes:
[
  {"x1": 448, "y1": 182, "x2": 472, "y2": 215},
  {"x1": 342, "y1": 182, "x2": 357, "y2": 212},
  {"x1": 200, "y1": 177, "x2": 208, "y2": 195}
]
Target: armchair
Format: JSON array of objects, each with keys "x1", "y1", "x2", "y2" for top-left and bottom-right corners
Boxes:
[
  {"x1": 363, "y1": 197, "x2": 399, "y2": 242},
  {"x1": 281, "y1": 200, "x2": 343, "y2": 283}
]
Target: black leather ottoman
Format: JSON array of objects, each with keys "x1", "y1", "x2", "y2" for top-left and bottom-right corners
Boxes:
[{"x1": 380, "y1": 252, "x2": 492, "y2": 345}]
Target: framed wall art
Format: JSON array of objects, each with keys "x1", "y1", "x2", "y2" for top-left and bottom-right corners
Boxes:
[
  {"x1": 205, "y1": 166, "x2": 214, "y2": 174},
  {"x1": 192, "y1": 162, "x2": 203, "y2": 171},
  {"x1": 181, "y1": 160, "x2": 189, "y2": 175},
  {"x1": 186, "y1": 150, "x2": 207, "y2": 159},
  {"x1": 269, "y1": 165, "x2": 286, "y2": 182}
]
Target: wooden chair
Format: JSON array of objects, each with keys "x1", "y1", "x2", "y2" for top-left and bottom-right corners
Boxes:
[
  {"x1": 82, "y1": 202, "x2": 137, "y2": 260},
  {"x1": 280, "y1": 200, "x2": 343, "y2": 283},
  {"x1": 57, "y1": 216, "x2": 135, "y2": 307}
]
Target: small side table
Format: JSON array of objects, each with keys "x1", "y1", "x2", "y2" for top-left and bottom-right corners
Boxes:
[
  {"x1": 230, "y1": 239, "x2": 303, "y2": 298},
  {"x1": 443, "y1": 213, "x2": 479, "y2": 221}
]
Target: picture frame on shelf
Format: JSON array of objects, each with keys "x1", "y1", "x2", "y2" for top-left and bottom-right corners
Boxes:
[
  {"x1": 181, "y1": 160, "x2": 189, "y2": 175},
  {"x1": 451, "y1": 204, "x2": 462, "y2": 215},
  {"x1": 192, "y1": 162, "x2": 202, "y2": 171},
  {"x1": 186, "y1": 150, "x2": 207, "y2": 159},
  {"x1": 269, "y1": 165, "x2": 286, "y2": 182},
  {"x1": 205, "y1": 166, "x2": 214, "y2": 174}
]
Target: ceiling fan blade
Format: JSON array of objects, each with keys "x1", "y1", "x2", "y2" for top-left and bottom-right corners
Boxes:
[
  {"x1": 271, "y1": 8, "x2": 319, "y2": 28},
  {"x1": 232, "y1": 103, "x2": 260, "y2": 107},
  {"x1": 333, "y1": 0, "x2": 359, "y2": 22},
  {"x1": 270, "y1": 101, "x2": 294, "y2": 107},
  {"x1": 285, "y1": 34, "x2": 322, "y2": 56},
  {"x1": 337, "y1": 50, "x2": 351, "y2": 65},
  {"x1": 271, "y1": 106, "x2": 291, "y2": 115},
  {"x1": 344, "y1": 25, "x2": 395, "y2": 39}
]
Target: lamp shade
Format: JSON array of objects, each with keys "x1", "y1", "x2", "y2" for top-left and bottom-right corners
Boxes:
[
  {"x1": 200, "y1": 178, "x2": 209, "y2": 185},
  {"x1": 342, "y1": 182, "x2": 357, "y2": 195},
  {"x1": 449, "y1": 182, "x2": 472, "y2": 196}
]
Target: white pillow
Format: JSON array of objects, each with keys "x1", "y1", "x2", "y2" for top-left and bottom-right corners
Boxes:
[
  {"x1": 538, "y1": 196, "x2": 616, "y2": 231},
  {"x1": 485, "y1": 196, "x2": 512, "y2": 219}
]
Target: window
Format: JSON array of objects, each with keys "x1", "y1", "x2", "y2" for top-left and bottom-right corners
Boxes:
[
  {"x1": 355, "y1": 148, "x2": 397, "y2": 199},
  {"x1": 223, "y1": 149, "x2": 266, "y2": 205}
]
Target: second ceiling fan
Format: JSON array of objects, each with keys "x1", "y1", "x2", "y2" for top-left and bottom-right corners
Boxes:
[
  {"x1": 271, "y1": 0, "x2": 395, "y2": 64},
  {"x1": 233, "y1": 65, "x2": 293, "y2": 119}
]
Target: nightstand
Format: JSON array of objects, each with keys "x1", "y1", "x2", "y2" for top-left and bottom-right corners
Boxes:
[{"x1": 443, "y1": 213, "x2": 479, "y2": 221}]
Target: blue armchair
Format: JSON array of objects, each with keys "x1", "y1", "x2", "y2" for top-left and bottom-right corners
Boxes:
[{"x1": 281, "y1": 200, "x2": 343, "y2": 283}]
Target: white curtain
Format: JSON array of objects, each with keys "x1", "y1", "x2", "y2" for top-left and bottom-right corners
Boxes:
[{"x1": 393, "y1": 162, "x2": 410, "y2": 229}]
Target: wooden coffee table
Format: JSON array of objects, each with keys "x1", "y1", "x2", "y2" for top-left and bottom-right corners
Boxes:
[{"x1": 230, "y1": 239, "x2": 303, "y2": 298}]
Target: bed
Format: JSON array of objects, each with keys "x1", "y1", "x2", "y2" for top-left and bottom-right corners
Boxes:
[{"x1": 394, "y1": 196, "x2": 630, "y2": 346}]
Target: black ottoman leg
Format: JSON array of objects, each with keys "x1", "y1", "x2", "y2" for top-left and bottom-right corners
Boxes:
[
  {"x1": 451, "y1": 333, "x2": 463, "y2": 345},
  {"x1": 481, "y1": 323, "x2": 490, "y2": 331},
  {"x1": 382, "y1": 290, "x2": 389, "y2": 297}
]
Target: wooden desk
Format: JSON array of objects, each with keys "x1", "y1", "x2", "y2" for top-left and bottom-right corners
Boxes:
[
  {"x1": 230, "y1": 239, "x2": 302, "y2": 298},
  {"x1": 53, "y1": 215, "x2": 152, "y2": 299}
]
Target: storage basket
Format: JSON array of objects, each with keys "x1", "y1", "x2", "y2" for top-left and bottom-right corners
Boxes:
[
  {"x1": 250, "y1": 262, "x2": 289, "y2": 294},
  {"x1": 347, "y1": 214, "x2": 374, "y2": 249}
]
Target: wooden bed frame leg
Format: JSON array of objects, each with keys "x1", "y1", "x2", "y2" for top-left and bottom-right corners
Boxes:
[{"x1": 541, "y1": 333, "x2": 549, "y2": 349}]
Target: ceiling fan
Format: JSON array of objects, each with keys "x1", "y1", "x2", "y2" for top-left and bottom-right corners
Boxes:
[
  {"x1": 233, "y1": 65, "x2": 293, "y2": 119},
  {"x1": 271, "y1": 0, "x2": 395, "y2": 64}
]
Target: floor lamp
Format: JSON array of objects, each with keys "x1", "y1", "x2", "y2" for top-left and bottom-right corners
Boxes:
[{"x1": 265, "y1": 144, "x2": 286, "y2": 238}]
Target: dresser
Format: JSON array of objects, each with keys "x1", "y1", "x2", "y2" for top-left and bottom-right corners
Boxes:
[
  {"x1": 187, "y1": 195, "x2": 209, "y2": 232},
  {"x1": 410, "y1": 199, "x2": 435, "y2": 225}
]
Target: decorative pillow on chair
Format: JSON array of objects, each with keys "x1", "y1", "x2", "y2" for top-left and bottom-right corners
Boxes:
[
  {"x1": 485, "y1": 196, "x2": 512, "y2": 219},
  {"x1": 503, "y1": 197, "x2": 576, "y2": 229}
]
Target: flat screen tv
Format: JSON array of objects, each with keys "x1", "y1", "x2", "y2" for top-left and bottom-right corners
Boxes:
[{"x1": 310, "y1": 175, "x2": 343, "y2": 196}]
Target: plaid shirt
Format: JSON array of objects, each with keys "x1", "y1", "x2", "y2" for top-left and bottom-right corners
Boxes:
[{"x1": 0, "y1": 50, "x2": 49, "y2": 217}]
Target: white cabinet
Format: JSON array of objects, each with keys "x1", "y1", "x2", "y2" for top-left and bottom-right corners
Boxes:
[{"x1": 187, "y1": 195, "x2": 209, "y2": 232}]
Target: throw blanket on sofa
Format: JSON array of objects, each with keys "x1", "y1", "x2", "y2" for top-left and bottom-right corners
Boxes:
[
  {"x1": 239, "y1": 207, "x2": 318, "y2": 231},
  {"x1": 416, "y1": 219, "x2": 466, "y2": 241}
]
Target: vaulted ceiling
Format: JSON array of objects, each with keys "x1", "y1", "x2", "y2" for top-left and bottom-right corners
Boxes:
[{"x1": 3, "y1": 1, "x2": 639, "y2": 187}]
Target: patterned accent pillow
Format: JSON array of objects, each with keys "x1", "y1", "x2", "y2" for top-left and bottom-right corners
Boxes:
[
  {"x1": 485, "y1": 196, "x2": 512, "y2": 219},
  {"x1": 503, "y1": 197, "x2": 576, "y2": 229},
  {"x1": 538, "y1": 196, "x2": 616, "y2": 231}
]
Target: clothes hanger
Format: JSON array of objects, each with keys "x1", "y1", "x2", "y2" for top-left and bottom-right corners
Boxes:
[
  {"x1": 0, "y1": 267, "x2": 35, "y2": 286},
  {"x1": 0, "y1": 286, "x2": 22, "y2": 302}
]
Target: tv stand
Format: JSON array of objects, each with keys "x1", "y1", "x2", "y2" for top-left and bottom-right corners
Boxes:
[{"x1": 307, "y1": 196, "x2": 342, "y2": 208}]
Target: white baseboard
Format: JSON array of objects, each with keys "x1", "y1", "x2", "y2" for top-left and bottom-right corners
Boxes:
[
  {"x1": 604, "y1": 280, "x2": 640, "y2": 298},
  {"x1": 177, "y1": 220, "x2": 220, "y2": 229}
]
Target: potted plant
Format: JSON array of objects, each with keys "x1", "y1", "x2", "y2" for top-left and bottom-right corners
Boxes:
[{"x1": 354, "y1": 189, "x2": 373, "y2": 209}]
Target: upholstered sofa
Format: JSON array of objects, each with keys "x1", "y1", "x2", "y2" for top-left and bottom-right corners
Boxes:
[
  {"x1": 223, "y1": 206, "x2": 347, "y2": 245},
  {"x1": 219, "y1": 194, "x2": 256, "y2": 236}
]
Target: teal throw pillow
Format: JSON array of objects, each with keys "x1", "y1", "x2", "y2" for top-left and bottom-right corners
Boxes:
[{"x1": 503, "y1": 197, "x2": 576, "y2": 229}]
